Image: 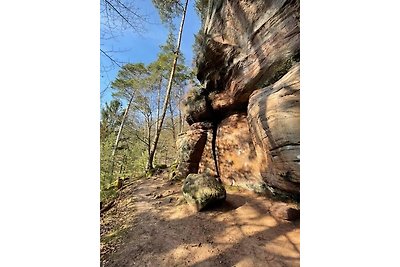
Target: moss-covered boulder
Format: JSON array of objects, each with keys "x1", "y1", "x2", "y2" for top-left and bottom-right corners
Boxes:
[{"x1": 182, "y1": 173, "x2": 226, "y2": 211}]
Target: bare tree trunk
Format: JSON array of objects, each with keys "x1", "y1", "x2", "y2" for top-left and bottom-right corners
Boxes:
[
  {"x1": 178, "y1": 92, "x2": 184, "y2": 134},
  {"x1": 168, "y1": 99, "x2": 177, "y2": 144},
  {"x1": 110, "y1": 94, "x2": 134, "y2": 175},
  {"x1": 155, "y1": 77, "x2": 162, "y2": 130},
  {"x1": 146, "y1": 119, "x2": 152, "y2": 158},
  {"x1": 177, "y1": 85, "x2": 184, "y2": 134},
  {"x1": 146, "y1": 0, "x2": 189, "y2": 171},
  {"x1": 148, "y1": 124, "x2": 152, "y2": 158}
]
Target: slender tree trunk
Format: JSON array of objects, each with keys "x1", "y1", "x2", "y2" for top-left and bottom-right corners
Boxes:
[
  {"x1": 110, "y1": 94, "x2": 134, "y2": 175},
  {"x1": 177, "y1": 85, "x2": 184, "y2": 134},
  {"x1": 146, "y1": 118, "x2": 151, "y2": 158},
  {"x1": 168, "y1": 99, "x2": 177, "y2": 144},
  {"x1": 178, "y1": 93, "x2": 183, "y2": 134},
  {"x1": 155, "y1": 77, "x2": 162, "y2": 130},
  {"x1": 146, "y1": 0, "x2": 189, "y2": 171},
  {"x1": 141, "y1": 112, "x2": 153, "y2": 162}
]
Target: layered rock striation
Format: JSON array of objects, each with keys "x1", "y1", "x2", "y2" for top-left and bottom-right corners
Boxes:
[{"x1": 177, "y1": 0, "x2": 300, "y2": 202}]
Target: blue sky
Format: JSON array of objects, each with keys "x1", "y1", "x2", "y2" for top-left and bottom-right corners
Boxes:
[{"x1": 100, "y1": 0, "x2": 201, "y2": 107}]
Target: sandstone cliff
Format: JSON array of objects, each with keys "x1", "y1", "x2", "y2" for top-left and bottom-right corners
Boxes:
[{"x1": 176, "y1": 0, "x2": 300, "y2": 202}]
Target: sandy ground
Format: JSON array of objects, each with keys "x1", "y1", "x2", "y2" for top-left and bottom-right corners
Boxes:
[{"x1": 100, "y1": 172, "x2": 300, "y2": 267}]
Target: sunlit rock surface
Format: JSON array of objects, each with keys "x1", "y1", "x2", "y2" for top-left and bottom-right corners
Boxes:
[
  {"x1": 173, "y1": 122, "x2": 210, "y2": 180},
  {"x1": 216, "y1": 114, "x2": 266, "y2": 191},
  {"x1": 248, "y1": 63, "x2": 300, "y2": 199},
  {"x1": 197, "y1": 0, "x2": 300, "y2": 114},
  {"x1": 178, "y1": 0, "x2": 300, "y2": 201}
]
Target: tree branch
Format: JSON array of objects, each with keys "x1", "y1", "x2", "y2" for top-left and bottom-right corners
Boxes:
[
  {"x1": 114, "y1": 0, "x2": 143, "y2": 19},
  {"x1": 100, "y1": 49, "x2": 123, "y2": 68},
  {"x1": 103, "y1": 0, "x2": 140, "y2": 32},
  {"x1": 134, "y1": 132, "x2": 149, "y2": 146}
]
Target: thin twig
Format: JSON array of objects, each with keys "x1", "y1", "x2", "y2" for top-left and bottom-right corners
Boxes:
[{"x1": 100, "y1": 49, "x2": 123, "y2": 68}]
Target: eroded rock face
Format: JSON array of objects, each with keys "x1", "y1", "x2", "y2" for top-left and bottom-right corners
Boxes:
[
  {"x1": 172, "y1": 122, "x2": 210, "y2": 180},
  {"x1": 198, "y1": 126, "x2": 217, "y2": 176},
  {"x1": 178, "y1": 0, "x2": 300, "y2": 202},
  {"x1": 182, "y1": 173, "x2": 226, "y2": 211},
  {"x1": 198, "y1": 114, "x2": 266, "y2": 192},
  {"x1": 181, "y1": 88, "x2": 212, "y2": 124},
  {"x1": 248, "y1": 63, "x2": 300, "y2": 198},
  {"x1": 197, "y1": 0, "x2": 300, "y2": 115},
  {"x1": 215, "y1": 113, "x2": 266, "y2": 192}
]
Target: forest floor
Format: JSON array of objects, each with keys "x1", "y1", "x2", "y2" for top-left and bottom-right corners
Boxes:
[{"x1": 100, "y1": 171, "x2": 300, "y2": 267}]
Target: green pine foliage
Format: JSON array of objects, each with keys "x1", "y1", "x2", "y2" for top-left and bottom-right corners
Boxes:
[{"x1": 151, "y1": 0, "x2": 183, "y2": 25}]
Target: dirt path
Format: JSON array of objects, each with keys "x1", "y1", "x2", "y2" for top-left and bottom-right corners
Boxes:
[{"x1": 100, "y1": 172, "x2": 300, "y2": 267}]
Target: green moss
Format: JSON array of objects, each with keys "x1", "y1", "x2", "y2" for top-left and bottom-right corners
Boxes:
[
  {"x1": 154, "y1": 164, "x2": 167, "y2": 169},
  {"x1": 262, "y1": 59, "x2": 293, "y2": 88},
  {"x1": 170, "y1": 160, "x2": 178, "y2": 170},
  {"x1": 264, "y1": 185, "x2": 300, "y2": 204},
  {"x1": 182, "y1": 174, "x2": 226, "y2": 211},
  {"x1": 168, "y1": 161, "x2": 181, "y2": 180},
  {"x1": 100, "y1": 187, "x2": 118, "y2": 203},
  {"x1": 224, "y1": 184, "x2": 242, "y2": 192},
  {"x1": 292, "y1": 49, "x2": 300, "y2": 62},
  {"x1": 182, "y1": 87, "x2": 207, "y2": 114},
  {"x1": 257, "y1": 50, "x2": 300, "y2": 88},
  {"x1": 244, "y1": 182, "x2": 268, "y2": 194}
]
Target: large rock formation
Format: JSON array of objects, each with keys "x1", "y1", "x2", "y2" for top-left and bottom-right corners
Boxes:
[
  {"x1": 172, "y1": 122, "x2": 210, "y2": 180},
  {"x1": 196, "y1": 0, "x2": 300, "y2": 115},
  {"x1": 177, "y1": 0, "x2": 300, "y2": 202},
  {"x1": 248, "y1": 63, "x2": 300, "y2": 197},
  {"x1": 182, "y1": 173, "x2": 226, "y2": 211}
]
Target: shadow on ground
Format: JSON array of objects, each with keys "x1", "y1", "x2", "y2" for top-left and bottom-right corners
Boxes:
[{"x1": 101, "y1": 174, "x2": 299, "y2": 267}]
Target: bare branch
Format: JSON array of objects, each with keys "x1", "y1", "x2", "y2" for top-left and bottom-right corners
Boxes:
[
  {"x1": 114, "y1": 0, "x2": 145, "y2": 20},
  {"x1": 103, "y1": 0, "x2": 140, "y2": 33},
  {"x1": 101, "y1": 81, "x2": 111, "y2": 98},
  {"x1": 134, "y1": 132, "x2": 150, "y2": 146},
  {"x1": 100, "y1": 49, "x2": 123, "y2": 68}
]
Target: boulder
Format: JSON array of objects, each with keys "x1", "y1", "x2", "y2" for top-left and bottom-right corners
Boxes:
[
  {"x1": 172, "y1": 122, "x2": 210, "y2": 180},
  {"x1": 182, "y1": 173, "x2": 226, "y2": 211}
]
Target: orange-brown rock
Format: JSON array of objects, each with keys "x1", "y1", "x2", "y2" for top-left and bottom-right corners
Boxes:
[
  {"x1": 198, "y1": 127, "x2": 217, "y2": 176},
  {"x1": 172, "y1": 122, "x2": 210, "y2": 180},
  {"x1": 248, "y1": 63, "x2": 300, "y2": 197},
  {"x1": 196, "y1": 0, "x2": 300, "y2": 114},
  {"x1": 215, "y1": 113, "x2": 265, "y2": 191},
  {"x1": 198, "y1": 114, "x2": 267, "y2": 192},
  {"x1": 178, "y1": 0, "x2": 300, "y2": 202}
]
